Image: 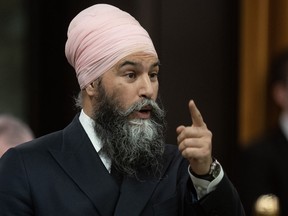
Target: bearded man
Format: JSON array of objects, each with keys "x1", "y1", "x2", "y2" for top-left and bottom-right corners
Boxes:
[{"x1": 0, "y1": 4, "x2": 245, "y2": 216}]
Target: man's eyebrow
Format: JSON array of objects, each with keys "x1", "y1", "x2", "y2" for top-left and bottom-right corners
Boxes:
[
  {"x1": 119, "y1": 60, "x2": 137, "y2": 68},
  {"x1": 152, "y1": 60, "x2": 161, "y2": 68},
  {"x1": 119, "y1": 60, "x2": 160, "y2": 68}
]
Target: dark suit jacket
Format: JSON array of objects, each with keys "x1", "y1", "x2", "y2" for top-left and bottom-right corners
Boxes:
[
  {"x1": 0, "y1": 115, "x2": 245, "y2": 216},
  {"x1": 237, "y1": 126, "x2": 288, "y2": 216}
]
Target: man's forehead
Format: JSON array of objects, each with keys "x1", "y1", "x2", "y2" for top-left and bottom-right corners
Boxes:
[{"x1": 117, "y1": 52, "x2": 159, "y2": 66}]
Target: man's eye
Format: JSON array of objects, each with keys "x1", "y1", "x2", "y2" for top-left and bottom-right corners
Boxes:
[
  {"x1": 150, "y1": 72, "x2": 158, "y2": 79},
  {"x1": 125, "y1": 72, "x2": 136, "y2": 79}
]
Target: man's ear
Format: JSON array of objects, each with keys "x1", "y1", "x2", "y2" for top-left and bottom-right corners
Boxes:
[{"x1": 85, "y1": 82, "x2": 97, "y2": 96}]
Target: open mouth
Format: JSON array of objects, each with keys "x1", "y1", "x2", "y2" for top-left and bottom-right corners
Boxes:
[
  {"x1": 139, "y1": 106, "x2": 151, "y2": 114},
  {"x1": 132, "y1": 105, "x2": 152, "y2": 119}
]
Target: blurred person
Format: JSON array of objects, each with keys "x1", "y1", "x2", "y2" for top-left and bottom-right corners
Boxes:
[
  {"x1": 0, "y1": 4, "x2": 245, "y2": 215},
  {"x1": 238, "y1": 48, "x2": 288, "y2": 216},
  {"x1": 0, "y1": 114, "x2": 34, "y2": 157}
]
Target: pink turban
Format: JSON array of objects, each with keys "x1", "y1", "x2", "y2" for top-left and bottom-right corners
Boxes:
[{"x1": 65, "y1": 4, "x2": 158, "y2": 89}]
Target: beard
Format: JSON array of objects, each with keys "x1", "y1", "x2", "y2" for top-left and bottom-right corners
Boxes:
[{"x1": 91, "y1": 82, "x2": 166, "y2": 179}]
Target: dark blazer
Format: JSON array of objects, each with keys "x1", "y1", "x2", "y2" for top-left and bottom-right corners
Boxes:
[
  {"x1": 0, "y1": 115, "x2": 245, "y2": 216},
  {"x1": 237, "y1": 126, "x2": 288, "y2": 216}
]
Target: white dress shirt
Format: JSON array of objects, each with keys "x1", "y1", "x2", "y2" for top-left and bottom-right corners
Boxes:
[
  {"x1": 78, "y1": 109, "x2": 224, "y2": 200},
  {"x1": 79, "y1": 109, "x2": 112, "y2": 173}
]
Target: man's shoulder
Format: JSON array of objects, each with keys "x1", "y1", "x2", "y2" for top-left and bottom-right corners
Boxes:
[
  {"x1": 14, "y1": 130, "x2": 64, "y2": 153},
  {"x1": 15, "y1": 114, "x2": 82, "y2": 153}
]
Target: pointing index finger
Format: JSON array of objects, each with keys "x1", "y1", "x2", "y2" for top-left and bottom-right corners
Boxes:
[{"x1": 189, "y1": 100, "x2": 205, "y2": 127}]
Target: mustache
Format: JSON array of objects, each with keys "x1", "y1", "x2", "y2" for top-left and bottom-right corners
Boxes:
[{"x1": 119, "y1": 99, "x2": 165, "y2": 118}]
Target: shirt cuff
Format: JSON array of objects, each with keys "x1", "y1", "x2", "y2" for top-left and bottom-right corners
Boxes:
[{"x1": 188, "y1": 163, "x2": 224, "y2": 200}]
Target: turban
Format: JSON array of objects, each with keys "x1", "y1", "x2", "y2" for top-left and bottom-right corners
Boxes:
[{"x1": 65, "y1": 4, "x2": 158, "y2": 89}]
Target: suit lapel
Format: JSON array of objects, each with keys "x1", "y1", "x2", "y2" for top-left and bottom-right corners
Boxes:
[{"x1": 49, "y1": 116, "x2": 120, "y2": 216}]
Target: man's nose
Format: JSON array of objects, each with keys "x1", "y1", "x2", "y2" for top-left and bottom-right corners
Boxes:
[{"x1": 138, "y1": 75, "x2": 154, "y2": 99}]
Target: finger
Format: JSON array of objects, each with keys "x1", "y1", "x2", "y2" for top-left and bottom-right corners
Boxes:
[
  {"x1": 180, "y1": 143, "x2": 211, "y2": 161},
  {"x1": 176, "y1": 126, "x2": 185, "y2": 146},
  {"x1": 178, "y1": 138, "x2": 204, "y2": 152},
  {"x1": 189, "y1": 100, "x2": 205, "y2": 127},
  {"x1": 177, "y1": 126, "x2": 202, "y2": 144},
  {"x1": 176, "y1": 125, "x2": 185, "y2": 135},
  {"x1": 180, "y1": 146, "x2": 208, "y2": 162},
  {"x1": 181, "y1": 147, "x2": 199, "y2": 159}
]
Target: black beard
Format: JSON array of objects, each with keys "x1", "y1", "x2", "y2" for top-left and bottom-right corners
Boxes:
[{"x1": 91, "y1": 82, "x2": 166, "y2": 179}]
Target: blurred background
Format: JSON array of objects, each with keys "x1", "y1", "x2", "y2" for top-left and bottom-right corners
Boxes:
[{"x1": 1, "y1": 0, "x2": 288, "y2": 177}]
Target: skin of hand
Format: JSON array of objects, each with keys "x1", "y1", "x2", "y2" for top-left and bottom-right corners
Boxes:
[{"x1": 176, "y1": 100, "x2": 213, "y2": 175}]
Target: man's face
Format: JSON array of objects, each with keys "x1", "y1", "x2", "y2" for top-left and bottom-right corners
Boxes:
[
  {"x1": 89, "y1": 52, "x2": 165, "y2": 178},
  {"x1": 99, "y1": 52, "x2": 160, "y2": 120}
]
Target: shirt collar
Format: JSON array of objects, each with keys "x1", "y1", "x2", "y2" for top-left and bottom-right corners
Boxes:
[{"x1": 79, "y1": 109, "x2": 102, "y2": 153}]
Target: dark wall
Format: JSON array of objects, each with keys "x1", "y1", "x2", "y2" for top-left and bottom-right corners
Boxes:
[
  {"x1": 159, "y1": 1, "x2": 239, "y2": 173},
  {"x1": 26, "y1": 0, "x2": 239, "y2": 172}
]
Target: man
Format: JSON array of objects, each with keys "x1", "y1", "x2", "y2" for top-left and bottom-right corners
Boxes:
[
  {"x1": 0, "y1": 4, "x2": 245, "y2": 215},
  {"x1": 237, "y1": 48, "x2": 288, "y2": 216},
  {"x1": 0, "y1": 114, "x2": 34, "y2": 157}
]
